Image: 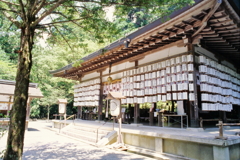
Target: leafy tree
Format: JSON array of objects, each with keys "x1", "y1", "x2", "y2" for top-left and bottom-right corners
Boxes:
[
  {"x1": 0, "y1": 0, "x2": 194, "y2": 159},
  {"x1": 0, "y1": 50, "x2": 17, "y2": 80}
]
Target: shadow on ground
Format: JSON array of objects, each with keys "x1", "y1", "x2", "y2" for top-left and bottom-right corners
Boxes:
[
  {"x1": 27, "y1": 128, "x2": 40, "y2": 131},
  {"x1": 23, "y1": 143, "x2": 147, "y2": 160}
]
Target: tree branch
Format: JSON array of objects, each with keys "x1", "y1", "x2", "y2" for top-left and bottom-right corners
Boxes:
[
  {"x1": 0, "y1": 0, "x2": 20, "y2": 6},
  {"x1": 31, "y1": 0, "x2": 67, "y2": 27},
  {"x1": 0, "y1": 10, "x2": 21, "y2": 28},
  {"x1": 52, "y1": 24, "x2": 74, "y2": 52},
  {"x1": 0, "y1": 7, "x2": 18, "y2": 13},
  {"x1": 18, "y1": 0, "x2": 26, "y2": 21},
  {"x1": 39, "y1": 17, "x2": 90, "y2": 26},
  {"x1": 32, "y1": 0, "x2": 46, "y2": 16}
]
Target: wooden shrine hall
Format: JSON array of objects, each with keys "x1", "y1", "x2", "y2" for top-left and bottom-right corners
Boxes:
[
  {"x1": 0, "y1": 79, "x2": 43, "y2": 120},
  {"x1": 50, "y1": 0, "x2": 240, "y2": 128}
]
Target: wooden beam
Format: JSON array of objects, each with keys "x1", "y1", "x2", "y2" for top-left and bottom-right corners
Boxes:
[
  {"x1": 218, "y1": 28, "x2": 240, "y2": 33},
  {"x1": 191, "y1": 16, "x2": 201, "y2": 21},
  {"x1": 199, "y1": 31, "x2": 216, "y2": 34},
  {"x1": 155, "y1": 38, "x2": 162, "y2": 43},
  {"x1": 201, "y1": 34, "x2": 219, "y2": 37},
  {"x1": 221, "y1": 33, "x2": 240, "y2": 36},
  {"x1": 192, "y1": 0, "x2": 222, "y2": 37},
  {"x1": 214, "y1": 24, "x2": 237, "y2": 30},
  {"x1": 192, "y1": 35, "x2": 203, "y2": 45},
  {"x1": 204, "y1": 37, "x2": 223, "y2": 40},
  {"x1": 209, "y1": 15, "x2": 230, "y2": 23},
  {"x1": 209, "y1": 19, "x2": 234, "y2": 26},
  {"x1": 213, "y1": 9, "x2": 225, "y2": 15},
  {"x1": 202, "y1": 27, "x2": 212, "y2": 31}
]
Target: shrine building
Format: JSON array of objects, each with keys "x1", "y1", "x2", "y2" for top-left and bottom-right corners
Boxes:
[{"x1": 50, "y1": 0, "x2": 240, "y2": 128}]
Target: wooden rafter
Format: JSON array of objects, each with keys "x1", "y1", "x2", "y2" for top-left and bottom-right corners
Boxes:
[{"x1": 192, "y1": 0, "x2": 222, "y2": 37}]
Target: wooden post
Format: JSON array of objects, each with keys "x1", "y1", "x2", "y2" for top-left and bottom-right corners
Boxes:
[
  {"x1": 219, "y1": 111, "x2": 227, "y2": 123},
  {"x1": 134, "y1": 103, "x2": 140, "y2": 124},
  {"x1": 187, "y1": 39, "x2": 199, "y2": 127},
  {"x1": 149, "y1": 103, "x2": 156, "y2": 126},
  {"x1": 77, "y1": 106, "x2": 82, "y2": 119},
  {"x1": 98, "y1": 70, "x2": 103, "y2": 121}
]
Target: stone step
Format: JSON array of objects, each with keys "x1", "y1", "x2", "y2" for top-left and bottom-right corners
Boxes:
[
  {"x1": 65, "y1": 128, "x2": 106, "y2": 139},
  {"x1": 74, "y1": 121, "x2": 113, "y2": 131},
  {"x1": 72, "y1": 126, "x2": 110, "y2": 135},
  {"x1": 61, "y1": 130, "x2": 100, "y2": 143}
]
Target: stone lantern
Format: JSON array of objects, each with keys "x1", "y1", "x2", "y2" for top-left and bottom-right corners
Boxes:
[{"x1": 58, "y1": 99, "x2": 67, "y2": 120}]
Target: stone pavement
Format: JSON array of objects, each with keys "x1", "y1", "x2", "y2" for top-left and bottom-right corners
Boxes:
[{"x1": 0, "y1": 121, "x2": 154, "y2": 160}]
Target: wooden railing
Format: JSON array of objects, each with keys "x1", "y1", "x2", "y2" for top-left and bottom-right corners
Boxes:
[
  {"x1": 199, "y1": 117, "x2": 221, "y2": 128},
  {"x1": 215, "y1": 121, "x2": 240, "y2": 140},
  {"x1": 96, "y1": 117, "x2": 115, "y2": 143}
]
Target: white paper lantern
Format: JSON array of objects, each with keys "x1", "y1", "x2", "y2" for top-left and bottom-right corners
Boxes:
[
  {"x1": 166, "y1": 60, "x2": 171, "y2": 67},
  {"x1": 182, "y1": 64, "x2": 187, "y2": 72},
  {"x1": 162, "y1": 86, "x2": 166, "y2": 93},
  {"x1": 157, "y1": 86, "x2": 162, "y2": 94},
  {"x1": 178, "y1": 92, "x2": 183, "y2": 100},
  {"x1": 162, "y1": 95, "x2": 166, "y2": 101},
  {"x1": 182, "y1": 92, "x2": 188, "y2": 100},
  {"x1": 166, "y1": 84, "x2": 171, "y2": 92},
  {"x1": 170, "y1": 58, "x2": 175, "y2": 66},
  {"x1": 148, "y1": 65, "x2": 152, "y2": 71},
  {"x1": 187, "y1": 55, "x2": 193, "y2": 62},
  {"x1": 199, "y1": 65, "x2": 207, "y2": 73},
  {"x1": 161, "y1": 70, "x2": 166, "y2": 77},
  {"x1": 152, "y1": 72, "x2": 157, "y2": 79},
  {"x1": 176, "y1": 56, "x2": 181, "y2": 64},
  {"x1": 182, "y1": 55, "x2": 187, "y2": 63},
  {"x1": 152, "y1": 96, "x2": 157, "y2": 102},
  {"x1": 166, "y1": 67, "x2": 171, "y2": 74},
  {"x1": 177, "y1": 83, "x2": 182, "y2": 91},
  {"x1": 202, "y1": 103, "x2": 208, "y2": 110},
  {"x1": 188, "y1": 73, "x2": 194, "y2": 81},
  {"x1": 199, "y1": 55, "x2": 206, "y2": 64},
  {"x1": 176, "y1": 65, "x2": 182, "y2": 73},
  {"x1": 188, "y1": 63, "x2": 194, "y2": 72},
  {"x1": 171, "y1": 74, "x2": 177, "y2": 82},
  {"x1": 161, "y1": 61, "x2": 166, "y2": 68},
  {"x1": 167, "y1": 93, "x2": 172, "y2": 100},
  {"x1": 172, "y1": 84, "x2": 177, "y2": 91},
  {"x1": 189, "y1": 93, "x2": 195, "y2": 101},
  {"x1": 201, "y1": 93, "x2": 208, "y2": 101},
  {"x1": 172, "y1": 93, "x2": 177, "y2": 100}
]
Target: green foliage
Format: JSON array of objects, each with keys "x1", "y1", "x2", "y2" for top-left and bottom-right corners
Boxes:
[
  {"x1": 0, "y1": 50, "x2": 17, "y2": 80},
  {"x1": 72, "y1": 59, "x2": 84, "y2": 68},
  {"x1": 0, "y1": 15, "x2": 20, "y2": 62}
]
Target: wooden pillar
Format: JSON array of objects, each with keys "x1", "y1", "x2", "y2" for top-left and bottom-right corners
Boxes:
[
  {"x1": 77, "y1": 106, "x2": 82, "y2": 119},
  {"x1": 149, "y1": 103, "x2": 156, "y2": 126},
  {"x1": 219, "y1": 111, "x2": 226, "y2": 123},
  {"x1": 98, "y1": 70, "x2": 103, "y2": 121},
  {"x1": 189, "y1": 43, "x2": 199, "y2": 127},
  {"x1": 134, "y1": 103, "x2": 140, "y2": 124}
]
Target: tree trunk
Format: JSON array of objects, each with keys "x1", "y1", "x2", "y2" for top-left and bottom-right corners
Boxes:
[{"x1": 4, "y1": 25, "x2": 34, "y2": 160}]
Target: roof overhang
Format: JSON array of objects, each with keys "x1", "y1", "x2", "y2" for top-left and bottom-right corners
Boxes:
[
  {"x1": 0, "y1": 79, "x2": 43, "y2": 99},
  {"x1": 51, "y1": 0, "x2": 240, "y2": 80}
]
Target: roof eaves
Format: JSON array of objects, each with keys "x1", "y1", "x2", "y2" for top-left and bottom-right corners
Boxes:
[{"x1": 50, "y1": 0, "x2": 203, "y2": 76}]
